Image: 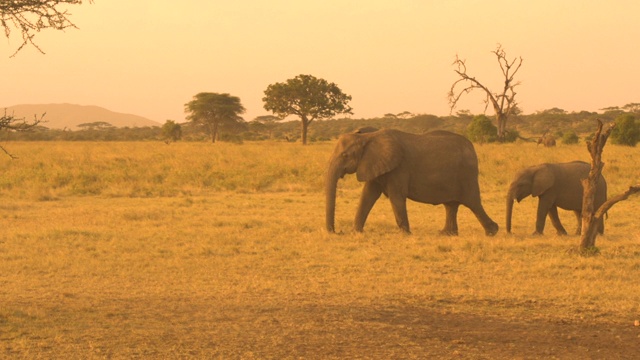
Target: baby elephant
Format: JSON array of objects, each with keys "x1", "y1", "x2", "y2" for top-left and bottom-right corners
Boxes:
[{"x1": 506, "y1": 161, "x2": 607, "y2": 235}]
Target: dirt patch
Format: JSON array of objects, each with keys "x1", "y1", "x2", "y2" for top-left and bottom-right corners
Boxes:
[
  {"x1": 348, "y1": 304, "x2": 639, "y2": 359},
  {"x1": 201, "y1": 301, "x2": 640, "y2": 359},
  {"x1": 2, "y1": 296, "x2": 639, "y2": 358}
]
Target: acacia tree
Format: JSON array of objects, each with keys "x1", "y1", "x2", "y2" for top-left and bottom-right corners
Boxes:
[
  {"x1": 263, "y1": 74, "x2": 352, "y2": 145},
  {"x1": 449, "y1": 44, "x2": 523, "y2": 141},
  {"x1": 1, "y1": 0, "x2": 91, "y2": 56},
  {"x1": 621, "y1": 103, "x2": 640, "y2": 113},
  {"x1": 184, "y1": 93, "x2": 246, "y2": 143}
]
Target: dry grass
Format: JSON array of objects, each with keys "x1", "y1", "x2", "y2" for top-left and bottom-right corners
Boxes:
[{"x1": 1, "y1": 140, "x2": 640, "y2": 358}]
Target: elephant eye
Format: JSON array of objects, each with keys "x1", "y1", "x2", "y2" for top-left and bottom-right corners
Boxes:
[{"x1": 341, "y1": 152, "x2": 348, "y2": 158}]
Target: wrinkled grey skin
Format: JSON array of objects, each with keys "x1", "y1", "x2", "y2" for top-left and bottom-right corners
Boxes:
[
  {"x1": 506, "y1": 161, "x2": 607, "y2": 235},
  {"x1": 325, "y1": 128, "x2": 498, "y2": 235}
]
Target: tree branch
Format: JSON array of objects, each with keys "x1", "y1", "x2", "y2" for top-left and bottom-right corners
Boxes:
[
  {"x1": 0, "y1": 111, "x2": 46, "y2": 158},
  {"x1": 448, "y1": 56, "x2": 498, "y2": 113},
  {"x1": 0, "y1": 0, "x2": 92, "y2": 56},
  {"x1": 448, "y1": 45, "x2": 521, "y2": 122},
  {"x1": 595, "y1": 186, "x2": 640, "y2": 219},
  {"x1": 0, "y1": 143, "x2": 18, "y2": 159}
]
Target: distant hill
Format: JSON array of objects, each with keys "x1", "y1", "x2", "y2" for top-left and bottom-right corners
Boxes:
[{"x1": 3, "y1": 104, "x2": 161, "y2": 130}]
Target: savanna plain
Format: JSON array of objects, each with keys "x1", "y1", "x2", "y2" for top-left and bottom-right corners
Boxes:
[{"x1": 1, "y1": 140, "x2": 640, "y2": 359}]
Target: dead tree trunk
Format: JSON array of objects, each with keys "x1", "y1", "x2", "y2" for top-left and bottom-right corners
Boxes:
[
  {"x1": 580, "y1": 120, "x2": 613, "y2": 250},
  {"x1": 448, "y1": 45, "x2": 522, "y2": 142},
  {"x1": 579, "y1": 120, "x2": 640, "y2": 252}
]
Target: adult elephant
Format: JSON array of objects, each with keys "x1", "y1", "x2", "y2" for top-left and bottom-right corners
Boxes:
[
  {"x1": 325, "y1": 128, "x2": 499, "y2": 235},
  {"x1": 506, "y1": 161, "x2": 607, "y2": 235}
]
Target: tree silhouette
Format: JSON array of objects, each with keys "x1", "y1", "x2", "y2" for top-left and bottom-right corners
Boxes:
[
  {"x1": 449, "y1": 44, "x2": 522, "y2": 141},
  {"x1": 263, "y1": 74, "x2": 352, "y2": 145},
  {"x1": 184, "y1": 93, "x2": 245, "y2": 143}
]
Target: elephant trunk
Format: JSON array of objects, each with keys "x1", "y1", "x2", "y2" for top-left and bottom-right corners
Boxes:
[
  {"x1": 325, "y1": 161, "x2": 342, "y2": 233},
  {"x1": 506, "y1": 189, "x2": 516, "y2": 233}
]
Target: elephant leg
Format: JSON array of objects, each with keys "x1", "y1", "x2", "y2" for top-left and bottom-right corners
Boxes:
[
  {"x1": 461, "y1": 181, "x2": 499, "y2": 236},
  {"x1": 465, "y1": 201, "x2": 499, "y2": 236},
  {"x1": 547, "y1": 206, "x2": 568, "y2": 235},
  {"x1": 572, "y1": 210, "x2": 582, "y2": 235},
  {"x1": 534, "y1": 198, "x2": 552, "y2": 235},
  {"x1": 440, "y1": 202, "x2": 459, "y2": 236},
  {"x1": 387, "y1": 189, "x2": 410, "y2": 233},
  {"x1": 354, "y1": 181, "x2": 383, "y2": 232},
  {"x1": 571, "y1": 210, "x2": 604, "y2": 235},
  {"x1": 585, "y1": 211, "x2": 606, "y2": 235}
]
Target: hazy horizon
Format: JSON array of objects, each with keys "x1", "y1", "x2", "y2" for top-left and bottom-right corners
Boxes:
[{"x1": 2, "y1": 1, "x2": 639, "y2": 123}]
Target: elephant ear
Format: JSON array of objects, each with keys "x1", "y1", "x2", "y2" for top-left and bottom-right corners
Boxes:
[
  {"x1": 531, "y1": 166, "x2": 555, "y2": 197},
  {"x1": 356, "y1": 132, "x2": 402, "y2": 182}
]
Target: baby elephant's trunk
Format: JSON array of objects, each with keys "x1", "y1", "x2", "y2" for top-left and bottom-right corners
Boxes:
[
  {"x1": 325, "y1": 163, "x2": 341, "y2": 233},
  {"x1": 506, "y1": 190, "x2": 516, "y2": 233}
]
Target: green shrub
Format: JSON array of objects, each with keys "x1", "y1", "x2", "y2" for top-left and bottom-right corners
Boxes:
[
  {"x1": 562, "y1": 131, "x2": 579, "y2": 144},
  {"x1": 503, "y1": 129, "x2": 520, "y2": 143},
  {"x1": 466, "y1": 115, "x2": 497, "y2": 143},
  {"x1": 161, "y1": 120, "x2": 182, "y2": 143},
  {"x1": 611, "y1": 114, "x2": 639, "y2": 146}
]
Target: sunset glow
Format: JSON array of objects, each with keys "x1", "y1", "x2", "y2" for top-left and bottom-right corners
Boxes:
[{"x1": 2, "y1": 0, "x2": 639, "y2": 123}]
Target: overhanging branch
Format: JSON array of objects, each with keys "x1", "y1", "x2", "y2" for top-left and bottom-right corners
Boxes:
[
  {"x1": 0, "y1": 0, "x2": 92, "y2": 56},
  {"x1": 595, "y1": 186, "x2": 640, "y2": 219}
]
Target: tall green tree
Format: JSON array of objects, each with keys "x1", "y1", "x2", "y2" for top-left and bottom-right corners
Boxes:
[
  {"x1": 184, "y1": 93, "x2": 245, "y2": 143},
  {"x1": 263, "y1": 74, "x2": 352, "y2": 145}
]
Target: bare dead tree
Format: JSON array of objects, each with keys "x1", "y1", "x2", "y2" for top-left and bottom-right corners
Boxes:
[
  {"x1": 0, "y1": 0, "x2": 92, "y2": 56},
  {"x1": 579, "y1": 120, "x2": 640, "y2": 253},
  {"x1": 449, "y1": 44, "x2": 523, "y2": 141},
  {"x1": 0, "y1": 110, "x2": 45, "y2": 158}
]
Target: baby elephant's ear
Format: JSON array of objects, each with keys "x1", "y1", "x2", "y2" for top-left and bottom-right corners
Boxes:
[
  {"x1": 356, "y1": 132, "x2": 402, "y2": 182},
  {"x1": 531, "y1": 166, "x2": 555, "y2": 197}
]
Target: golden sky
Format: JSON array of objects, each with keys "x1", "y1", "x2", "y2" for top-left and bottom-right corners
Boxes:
[{"x1": 2, "y1": 0, "x2": 639, "y2": 123}]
